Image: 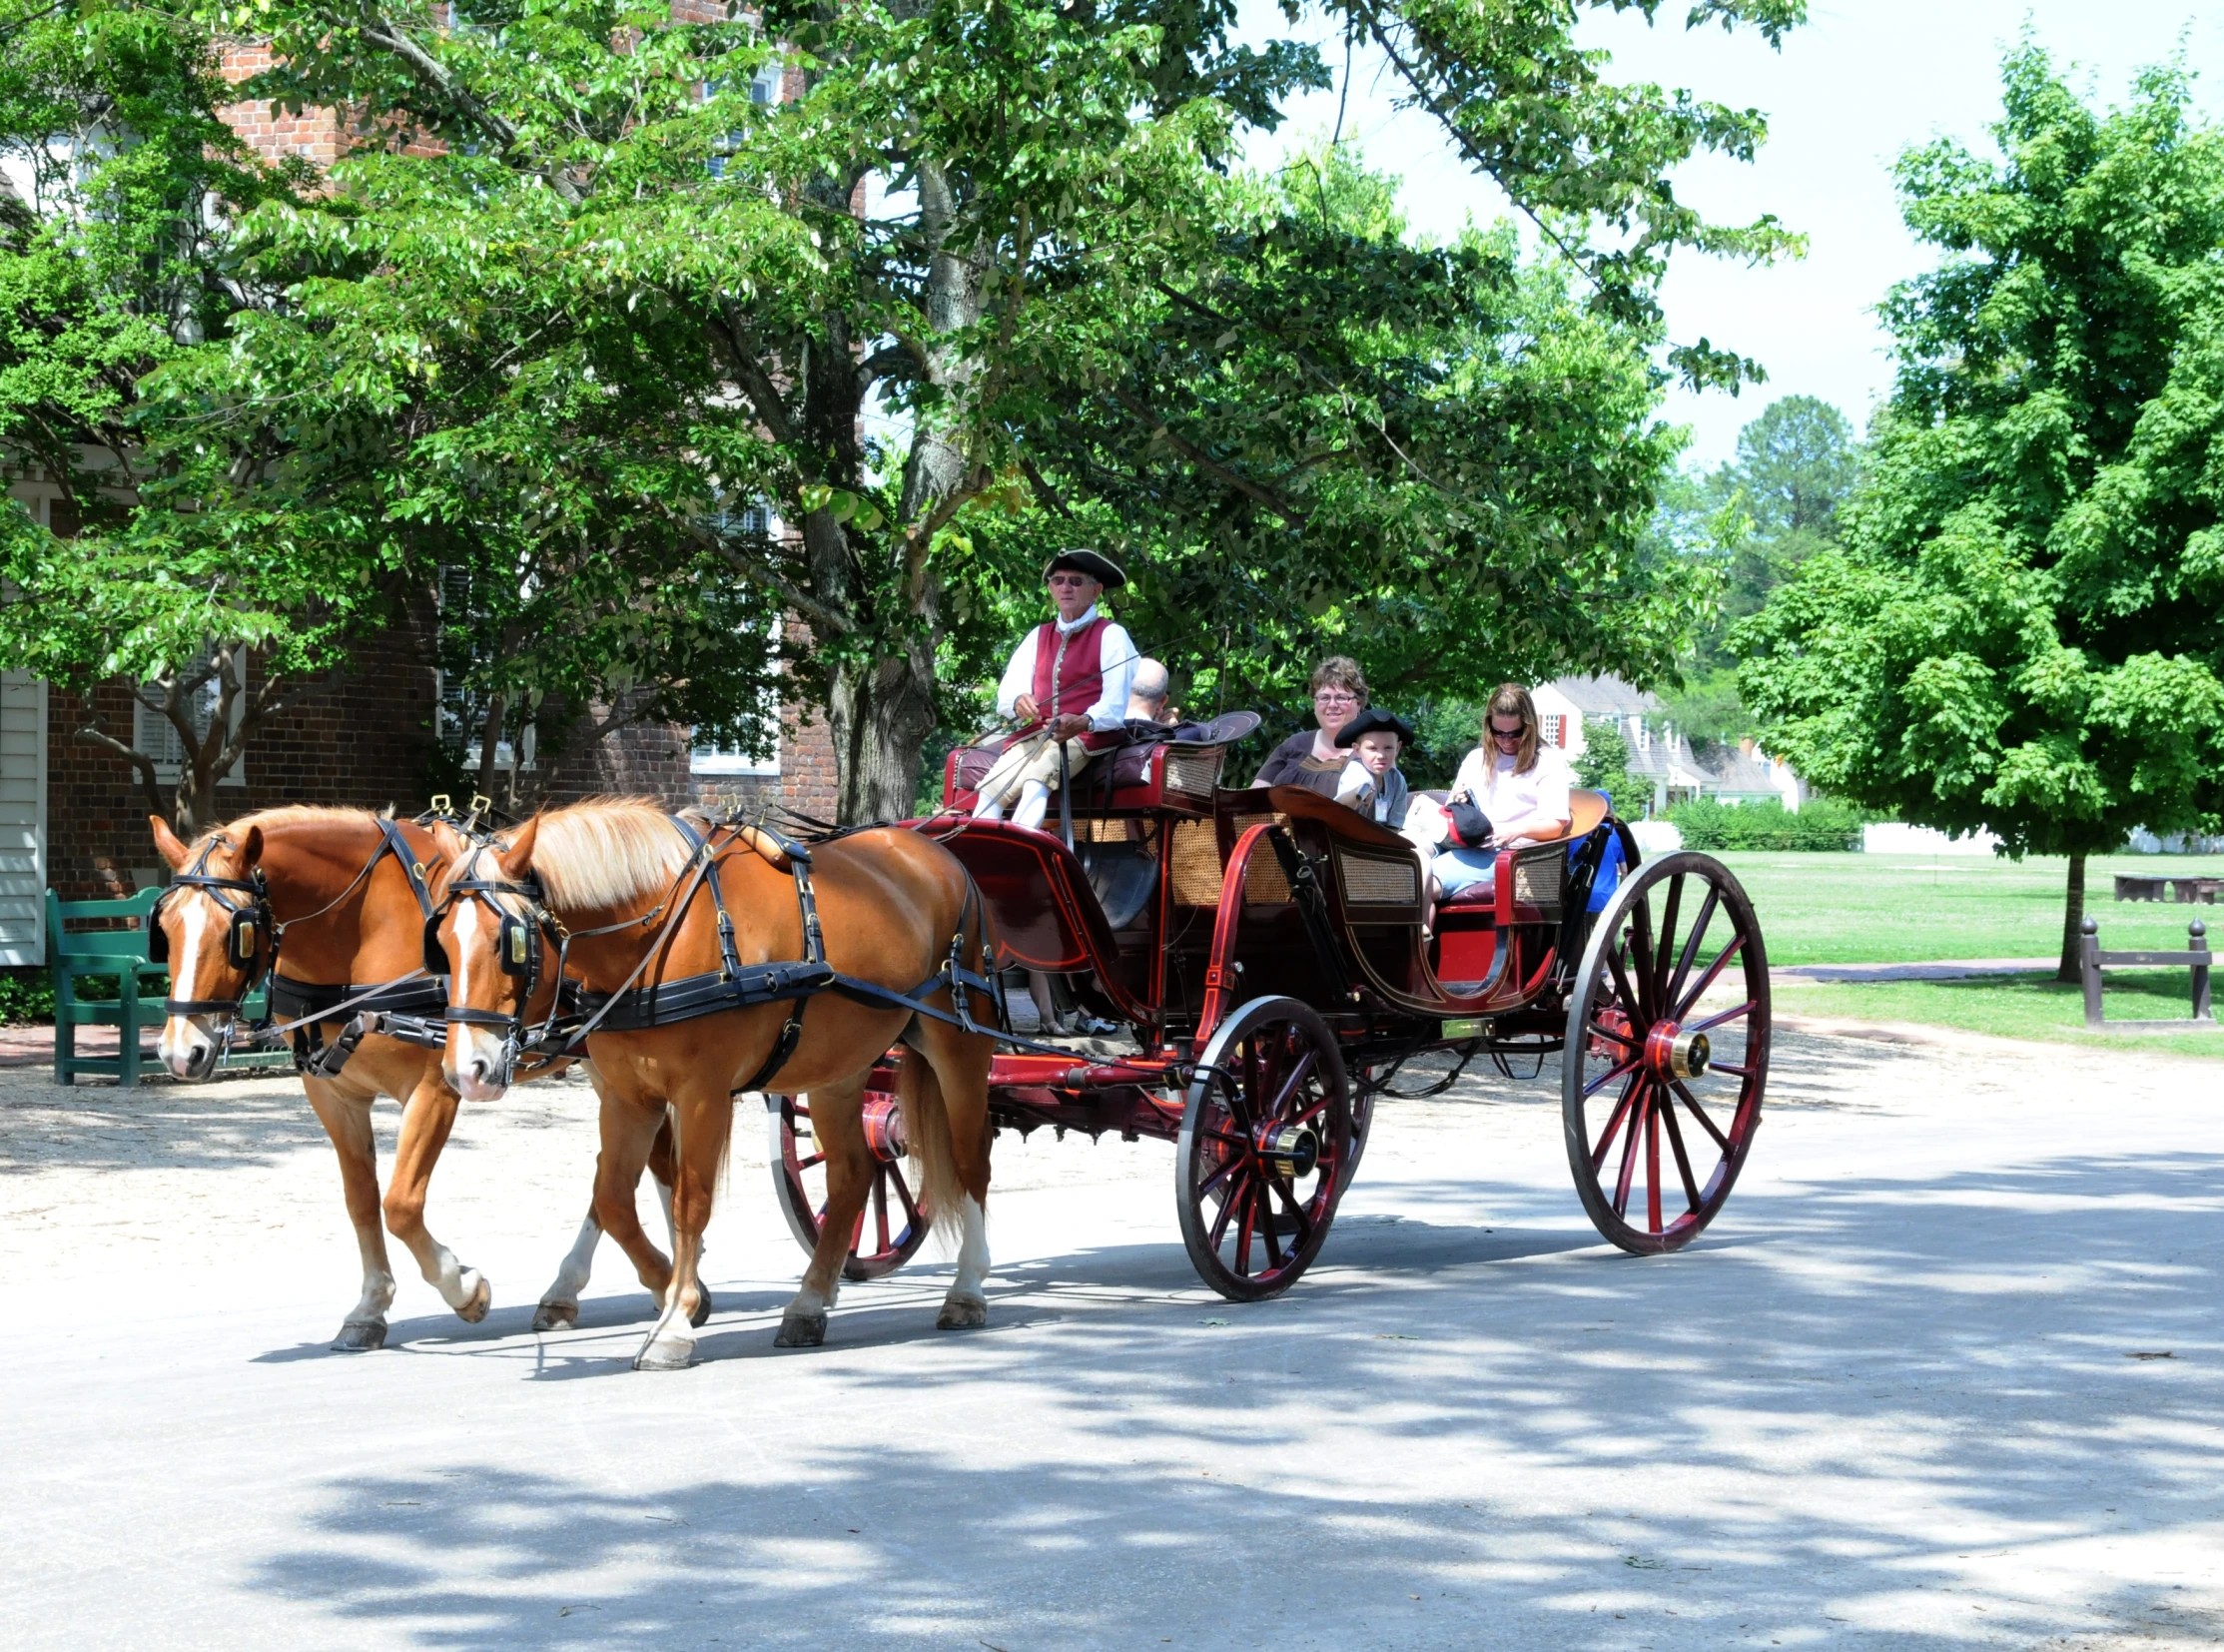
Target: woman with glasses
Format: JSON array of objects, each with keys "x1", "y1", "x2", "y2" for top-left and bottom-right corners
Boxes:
[
  {"x1": 1253, "y1": 656, "x2": 1371, "y2": 795},
  {"x1": 1431, "y1": 683, "x2": 1575, "y2": 899}
]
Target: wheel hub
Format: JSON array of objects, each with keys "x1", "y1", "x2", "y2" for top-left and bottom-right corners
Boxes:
[
  {"x1": 861, "y1": 1095, "x2": 908, "y2": 1164},
  {"x1": 1645, "y1": 1022, "x2": 1710, "y2": 1081},
  {"x1": 1256, "y1": 1120, "x2": 1320, "y2": 1181}
]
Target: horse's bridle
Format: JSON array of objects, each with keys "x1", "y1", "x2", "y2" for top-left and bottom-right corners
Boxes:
[
  {"x1": 423, "y1": 843, "x2": 572, "y2": 1089},
  {"x1": 151, "y1": 839, "x2": 276, "y2": 1019}
]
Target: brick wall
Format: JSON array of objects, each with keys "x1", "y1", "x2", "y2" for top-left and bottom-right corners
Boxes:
[
  {"x1": 536, "y1": 697, "x2": 839, "y2": 823},
  {"x1": 45, "y1": 625, "x2": 439, "y2": 899}
]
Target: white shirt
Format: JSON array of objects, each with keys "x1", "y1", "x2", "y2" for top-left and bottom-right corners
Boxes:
[
  {"x1": 1452, "y1": 744, "x2": 1575, "y2": 839},
  {"x1": 994, "y1": 605, "x2": 1137, "y2": 733}
]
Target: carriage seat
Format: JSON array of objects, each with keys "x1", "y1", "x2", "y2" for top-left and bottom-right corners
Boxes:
[
  {"x1": 941, "y1": 711, "x2": 1261, "y2": 814},
  {"x1": 1426, "y1": 789, "x2": 1617, "y2": 913}
]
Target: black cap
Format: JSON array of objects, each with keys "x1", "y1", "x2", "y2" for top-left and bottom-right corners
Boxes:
[
  {"x1": 1333, "y1": 707, "x2": 1415, "y2": 747},
  {"x1": 1044, "y1": 548, "x2": 1126, "y2": 590}
]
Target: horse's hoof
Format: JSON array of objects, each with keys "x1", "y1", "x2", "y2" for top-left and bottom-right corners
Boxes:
[
  {"x1": 454, "y1": 1272, "x2": 491, "y2": 1324},
  {"x1": 937, "y1": 1294, "x2": 989, "y2": 1331},
  {"x1": 774, "y1": 1309, "x2": 828, "y2": 1348},
  {"x1": 632, "y1": 1334, "x2": 695, "y2": 1372},
  {"x1": 689, "y1": 1286, "x2": 714, "y2": 1329},
  {"x1": 531, "y1": 1301, "x2": 578, "y2": 1332},
  {"x1": 332, "y1": 1319, "x2": 387, "y2": 1352}
]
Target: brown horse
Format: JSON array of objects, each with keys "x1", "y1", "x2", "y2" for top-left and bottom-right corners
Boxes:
[
  {"x1": 431, "y1": 800, "x2": 998, "y2": 1370},
  {"x1": 149, "y1": 808, "x2": 681, "y2": 1349}
]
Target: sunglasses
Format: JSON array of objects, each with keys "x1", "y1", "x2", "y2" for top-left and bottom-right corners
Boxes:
[{"x1": 1489, "y1": 722, "x2": 1526, "y2": 739}]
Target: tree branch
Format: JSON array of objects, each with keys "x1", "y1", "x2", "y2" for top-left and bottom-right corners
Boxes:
[
  {"x1": 1108, "y1": 389, "x2": 1308, "y2": 526},
  {"x1": 74, "y1": 720, "x2": 169, "y2": 828},
  {"x1": 355, "y1": 8, "x2": 583, "y2": 204}
]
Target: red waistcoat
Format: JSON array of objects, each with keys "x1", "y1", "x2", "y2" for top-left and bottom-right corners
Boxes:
[{"x1": 1029, "y1": 615, "x2": 1121, "y2": 752}]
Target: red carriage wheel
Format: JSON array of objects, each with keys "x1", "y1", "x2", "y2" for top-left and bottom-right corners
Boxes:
[
  {"x1": 1178, "y1": 996, "x2": 1354, "y2": 1301},
  {"x1": 1561, "y1": 851, "x2": 1771, "y2": 1254},
  {"x1": 767, "y1": 1091, "x2": 932, "y2": 1280}
]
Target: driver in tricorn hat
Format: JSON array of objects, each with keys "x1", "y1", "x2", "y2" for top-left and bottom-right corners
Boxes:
[{"x1": 971, "y1": 549, "x2": 1137, "y2": 831}]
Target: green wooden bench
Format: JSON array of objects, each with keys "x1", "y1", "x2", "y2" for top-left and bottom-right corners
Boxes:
[{"x1": 44, "y1": 887, "x2": 287, "y2": 1085}]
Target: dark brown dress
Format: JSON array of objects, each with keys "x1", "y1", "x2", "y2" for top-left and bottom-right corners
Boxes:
[{"x1": 1253, "y1": 731, "x2": 1346, "y2": 797}]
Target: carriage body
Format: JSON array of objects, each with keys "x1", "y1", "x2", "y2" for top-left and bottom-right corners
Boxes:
[{"x1": 775, "y1": 724, "x2": 1771, "y2": 1298}]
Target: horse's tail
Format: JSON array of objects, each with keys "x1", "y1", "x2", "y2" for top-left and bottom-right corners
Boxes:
[{"x1": 896, "y1": 1044, "x2": 967, "y2": 1245}]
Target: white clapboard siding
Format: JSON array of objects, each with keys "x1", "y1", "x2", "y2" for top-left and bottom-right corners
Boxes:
[{"x1": 0, "y1": 673, "x2": 47, "y2": 966}]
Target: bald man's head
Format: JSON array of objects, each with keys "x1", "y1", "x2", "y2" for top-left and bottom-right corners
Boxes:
[{"x1": 1128, "y1": 657, "x2": 1172, "y2": 722}]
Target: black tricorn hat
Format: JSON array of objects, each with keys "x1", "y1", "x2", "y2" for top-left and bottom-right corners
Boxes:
[
  {"x1": 1044, "y1": 548, "x2": 1126, "y2": 589},
  {"x1": 1333, "y1": 707, "x2": 1416, "y2": 747}
]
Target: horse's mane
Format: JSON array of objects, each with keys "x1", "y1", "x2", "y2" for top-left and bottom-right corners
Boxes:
[
  {"x1": 527, "y1": 799, "x2": 699, "y2": 911},
  {"x1": 191, "y1": 804, "x2": 377, "y2": 852}
]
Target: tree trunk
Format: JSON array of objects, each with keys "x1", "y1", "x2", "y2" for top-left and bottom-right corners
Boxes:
[
  {"x1": 2057, "y1": 850, "x2": 2087, "y2": 983},
  {"x1": 474, "y1": 692, "x2": 508, "y2": 802},
  {"x1": 830, "y1": 645, "x2": 939, "y2": 824}
]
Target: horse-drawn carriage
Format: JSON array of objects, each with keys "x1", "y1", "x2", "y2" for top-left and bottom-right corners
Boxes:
[
  {"x1": 772, "y1": 717, "x2": 1773, "y2": 1301},
  {"x1": 146, "y1": 709, "x2": 1771, "y2": 1366}
]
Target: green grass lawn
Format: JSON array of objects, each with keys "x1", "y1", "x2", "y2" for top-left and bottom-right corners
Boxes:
[
  {"x1": 1771, "y1": 970, "x2": 2224, "y2": 1059},
  {"x1": 1688, "y1": 851, "x2": 2223, "y2": 1055},
  {"x1": 1711, "y1": 851, "x2": 2224, "y2": 966}
]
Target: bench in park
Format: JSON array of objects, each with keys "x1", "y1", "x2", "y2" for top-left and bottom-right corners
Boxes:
[
  {"x1": 2079, "y1": 916, "x2": 2216, "y2": 1033},
  {"x1": 44, "y1": 887, "x2": 288, "y2": 1086},
  {"x1": 2113, "y1": 873, "x2": 2224, "y2": 903}
]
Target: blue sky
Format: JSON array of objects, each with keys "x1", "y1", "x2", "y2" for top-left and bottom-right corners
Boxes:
[{"x1": 1237, "y1": 1, "x2": 2224, "y2": 469}]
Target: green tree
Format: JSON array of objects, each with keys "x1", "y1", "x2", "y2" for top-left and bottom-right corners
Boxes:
[
  {"x1": 1737, "y1": 44, "x2": 2224, "y2": 978},
  {"x1": 170, "y1": 0, "x2": 1803, "y2": 820}
]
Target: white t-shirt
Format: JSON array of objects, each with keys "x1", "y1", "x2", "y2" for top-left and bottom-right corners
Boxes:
[{"x1": 1451, "y1": 744, "x2": 1575, "y2": 841}]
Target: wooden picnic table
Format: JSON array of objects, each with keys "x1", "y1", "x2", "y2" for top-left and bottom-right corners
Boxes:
[{"x1": 2115, "y1": 873, "x2": 2224, "y2": 903}]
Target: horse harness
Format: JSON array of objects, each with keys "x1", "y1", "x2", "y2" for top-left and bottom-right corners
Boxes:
[
  {"x1": 427, "y1": 815, "x2": 1010, "y2": 1094},
  {"x1": 154, "y1": 818, "x2": 454, "y2": 1079}
]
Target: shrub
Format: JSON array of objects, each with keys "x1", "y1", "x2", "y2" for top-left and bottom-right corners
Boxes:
[
  {"x1": 1666, "y1": 795, "x2": 1864, "y2": 851},
  {"x1": 0, "y1": 967, "x2": 57, "y2": 1025}
]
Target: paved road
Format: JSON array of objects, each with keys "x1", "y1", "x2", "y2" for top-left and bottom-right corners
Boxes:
[{"x1": 3, "y1": 1026, "x2": 2219, "y2": 1650}]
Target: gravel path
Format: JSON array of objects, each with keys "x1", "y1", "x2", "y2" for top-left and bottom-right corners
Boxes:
[{"x1": 3, "y1": 1027, "x2": 2219, "y2": 1650}]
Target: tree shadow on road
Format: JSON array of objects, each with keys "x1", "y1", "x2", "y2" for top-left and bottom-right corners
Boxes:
[{"x1": 238, "y1": 1149, "x2": 2224, "y2": 1649}]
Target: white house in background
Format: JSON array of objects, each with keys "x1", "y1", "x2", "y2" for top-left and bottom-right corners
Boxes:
[{"x1": 1529, "y1": 675, "x2": 1806, "y2": 817}]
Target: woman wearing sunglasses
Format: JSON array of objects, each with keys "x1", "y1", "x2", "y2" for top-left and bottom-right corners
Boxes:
[
  {"x1": 1253, "y1": 655, "x2": 1372, "y2": 796},
  {"x1": 1431, "y1": 683, "x2": 1575, "y2": 900}
]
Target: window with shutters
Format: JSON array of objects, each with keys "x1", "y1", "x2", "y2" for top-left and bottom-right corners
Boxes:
[
  {"x1": 1541, "y1": 712, "x2": 1564, "y2": 748},
  {"x1": 133, "y1": 645, "x2": 245, "y2": 785},
  {"x1": 693, "y1": 514, "x2": 781, "y2": 774},
  {"x1": 434, "y1": 563, "x2": 534, "y2": 771}
]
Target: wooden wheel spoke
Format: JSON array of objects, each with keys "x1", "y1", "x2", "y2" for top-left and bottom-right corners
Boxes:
[
  {"x1": 1612, "y1": 1081, "x2": 1649, "y2": 1218},
  {"x1": 1674, "y1": 934, "x2": 1747, "y2": 1021},
  {"x1": 1709, "y1": 1062, "x2": 1753, "y2": 1079},
  {"x1": 1289, "y1": 1093, "x2": 1332, "y2": 1128},
  {"x1": 1590, "y1": 1074, "x2": 1642, "y2": 1173},
  {"x1": 1627, "y1": 897, "x2": 1661, "y2": 1021},
  {"x1": 1669, "y1": 1077, "x2": 1732, "y2": 1153},
  {"x1": 890, "y1": 1165, "x2": 921, "y2": 1223},
  {"x1": 797, "y1": 1151, "x2": 825, "y2": 1173},
  {"x1": 1207, "y1": 1165, "x2": 1249, "y2": 1249},
  {"x1": 870, "y1": 1172, "x2": 891, "y2": 1253},
  {"x1": 1197, "y1": 1150, "x2": 1243, "y2": 1204},
  {"x1": 1604, "y1": 944, "x2": 1649, "y2": 1037},
  {"x1": 1235, "y1": 1182, "x2": 1258, "y2": 1274},
  {"x1": 1258, "y1": 1178, "x2": 1287, "y2": 1270},
  {"x1": 1265, "y1": 1048, "x2": 1319, "y2": 1120},
  {"x1": 1585, "y1": 1020, "x2": 1640, "y2": 1050},
  {"x1": 1684, "y1": 999, "x2": 1755, "y2": 1036},
  {"x1": 1268, "y1": 1173, "x2": 1314, "y2": 1249},
  {"x1": 1645, "y1": 1103, "x2": 1663, "y2": 1234},
  {"x1": 1584, "y1": 1051, "x2": 1642, "y2": 1100},
  {"x1": 1655, "y1": 873, "x2": 1685, "y2": 1001},
  {"x1": 1666, "y1": 885, "x2": 1722, "y2": 1005},
  {"x1": 1657, "y1": 1087, "x2": 1702, "y2": 1215}
]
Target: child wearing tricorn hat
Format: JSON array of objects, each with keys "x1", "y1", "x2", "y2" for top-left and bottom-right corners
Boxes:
[
  {"x1": 1332, "y1": 707, "x2": 1416, "y2": 828},
  {"x1": 971, "y1": 549, "x2": 1139, "y2": 830}
]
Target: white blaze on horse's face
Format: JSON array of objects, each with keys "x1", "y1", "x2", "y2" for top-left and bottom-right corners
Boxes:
[
  {"x1": 441, "y1": 898, "x2": 512, "y2": 1103},
  {"x1": 158, "y1": 894, "x2": 220, "y2": 1081}
]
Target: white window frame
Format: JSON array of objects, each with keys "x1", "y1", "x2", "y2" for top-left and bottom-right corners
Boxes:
[{"x1": 134, "y1": 643, "x2": 245, "y2": 786}]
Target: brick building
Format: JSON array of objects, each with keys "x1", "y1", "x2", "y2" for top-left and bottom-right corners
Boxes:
[{"x1": 0, "y1": 21, "x2": 836, "y2": 959}]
